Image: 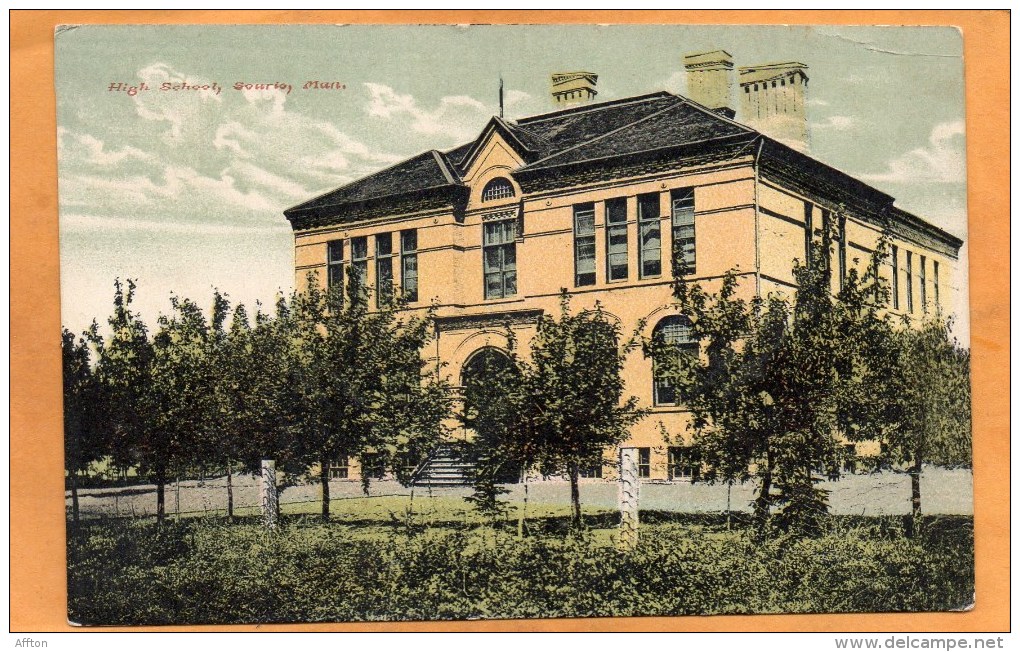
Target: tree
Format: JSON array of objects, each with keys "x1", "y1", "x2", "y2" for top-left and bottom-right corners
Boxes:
[
  {"x1": 62, "y1": 328, "x2": 105, "y2": 524},
  {"x1": 203, "y1": 290, "x2": 248, "y2": 519},
  {"x1": 223, "y1": 297, "x2": 305, "y2": 514},
  {"x1": 515, "y1": 295, "x2": 645, "y2": 526},
  {"x1": 146, "y1": 296, "x2": 218, "y2": 523},
  {"x1": 290, "y1": 272, "x2": 452, "y2": 521},
  {"x1": 86, "y1": 280, "x2": 154, "y2": 488},
  {"x1": 885, "y1": 317, "x2": 971, "y2": 536},
  {"x1": 649, "y1": 224, "x2": 899, "y2": 535},
  {"x1": 460, "y1": 340, "x2": 527, "y2": 519}
]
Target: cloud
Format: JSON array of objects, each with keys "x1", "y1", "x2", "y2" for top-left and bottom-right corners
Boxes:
[
  {"x1": 662, "y1": 71, "x2": 685, "y2": 95},
  {"x1": 60, "y1": 62, "x2": 414, "y2": 229},
  {"x1": 860, "y1": 121, "x2": 965, "y2": 184},
  {"x1": 811, "y1": 115, "x2": 856, "y2": 131},
  {"x1": 807, "y1": 98, "x2": 830, "y2": 107},
  {"x1": 364, "y1": 82, "x2": 490, "y2": 142},
  {"x1": 58, "y1": 129, "x2": 154, "y2": 166}
]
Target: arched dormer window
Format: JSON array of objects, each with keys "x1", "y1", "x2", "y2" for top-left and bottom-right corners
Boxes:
[
  {"x1": 652, "y1": 315, "x2": 697, "y2": 406},
  {"x1": 481, "y1": 177, "x2": 515, "y2": 202}
]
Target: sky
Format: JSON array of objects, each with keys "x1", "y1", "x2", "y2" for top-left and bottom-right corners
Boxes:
[{"x1": 55, "y1": 23, "x2": 969, "y2": 342}]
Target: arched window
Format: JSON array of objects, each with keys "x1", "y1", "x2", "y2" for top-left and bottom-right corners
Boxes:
[
  {"x1": 652, "y1": 315, "x2": 697, "y2": 406},
  {"x1": 481, "y1": 177, "x2": 515, "y2": 202}
]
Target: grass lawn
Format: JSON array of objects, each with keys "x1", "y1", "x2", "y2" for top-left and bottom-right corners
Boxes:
[{"x1": 67, "y1": 494, "x2": 974, "y2": 625}]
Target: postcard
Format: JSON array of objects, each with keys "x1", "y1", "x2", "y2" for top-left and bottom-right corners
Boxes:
[{"x1": 55, "y1": 23, "x2": 974, "y2": 626}]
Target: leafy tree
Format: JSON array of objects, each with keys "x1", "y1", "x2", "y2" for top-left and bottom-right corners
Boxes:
[
  {"x1": 62, "y1": 328, "x2": 105, "y2": 524},
  {"x1": 290, "y1": 272, "x2": 452, "y2": 521},
  {"x1": 460, "y1": 341, "x2": 527, "y2": 519},
  {"x1": 222, "y1": 297, "x2": 305, "y2": 511},
  {"x1": 204, "y1": 290, "x2": 247, "y2": 519},
  {"x1": 515, "y1": 295, "x2": 645, "y2": 526},
  {"x1": 146, "y1": 296, "x2": 218, "y2": 523},
  {"x1": 884, "y1": 317, "x2": 971, "y2": 535},
  {"x1": 86, "y1": 279, "x2": 154, "y2": 487},
  {"x1": 649, "y1": 222, "x2": 899, "y2": 535}
]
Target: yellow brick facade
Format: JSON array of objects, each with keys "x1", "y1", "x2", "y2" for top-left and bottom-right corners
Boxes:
[{"x1": 287, "y1": 96, "x2": 961, "y2": 482}]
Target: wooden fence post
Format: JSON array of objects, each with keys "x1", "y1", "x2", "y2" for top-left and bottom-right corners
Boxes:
[
  {"x1": 260, "y1": 459, "x2": 278, "y2": 529},
  {"x1": 618, "y1": 447, "x2": 640, "y2": 550}
]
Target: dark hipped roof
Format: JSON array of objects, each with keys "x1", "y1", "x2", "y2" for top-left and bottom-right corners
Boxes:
[
  {"x1": 283, "y1": 91, "x2": 962, "y2": 256},
  {"x1": 285, "y1": 92, "x2": 750, "y2": 224}
]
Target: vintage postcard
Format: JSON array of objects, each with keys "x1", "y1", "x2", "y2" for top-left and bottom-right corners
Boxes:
[{"x1": 56, "y1": 23, "x2": 975, "y2": 626}]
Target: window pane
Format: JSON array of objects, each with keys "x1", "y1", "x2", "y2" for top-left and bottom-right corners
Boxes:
[
  {"x1": 503, "y1": 271, "x2": 517, "y2": 296},
  {"x1": 484, "y1": 247, "x2": 502, "y2": 274},
  {"x1": 641, "y1": 221, "x2": 661, "y2": 277},
  {"x1": 484, "y1": 222, "x2": 501, "y2": 246},
  {"x1": 608, "y1": 254, "x2": 628, "y2": 281},
  {"x1": 502, "y1": 243, "x2": 516, "y2": 271},
  {"x1": 351, "y1": 237, "x2": 367, "y2": 260},
  {"x1": 573, "y1": 206, "x2": 595, "y2": 235},
  {"x1": 328, "y1": 263, "x2": 344, "y2": 290},
  {"x1": 327, "y1": 239, "x2": 344, "y2": 263},
  {"x1": 352, "y1": 260, "x2": 368, "y2": 287},
  {"x1": 376, "y1": 257, "x2": 393, "y2": 306},
  {"x1": 376, "y1": 233, "x2": 392, "y2": 256},
  {"x1": 638, "y1": 194, "x2": 659, "y2": 221},
  {"x1": 402, "y1": 255, "x2": 418, "y2": 302},
  {"x1": 641, "y1": 221, "x2": 661, "y2": 249},
  {"x1": 606, "y1": 198, "x2": 627, "y2": 224},
  {"x1": 485, "y1": 272, "x2": 503, "y2": 299},
  {"x1": 576, "y1": 239, "x2": 596, "y2": 274},
  {"x1": 401, "y1": 229, "x2": 417, "y2": 253},
  {"x1": 503, "y1": 218, "x2": 517, "y2": 242}
]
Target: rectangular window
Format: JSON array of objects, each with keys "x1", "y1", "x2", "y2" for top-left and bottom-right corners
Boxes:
[
  {"x1": 906, "y1": 250, "x2": 914, "y2": 313},
  {"x1": 360, "y1": 453, "x2": 386, "y2": 480},
  {"x1": 573, "y1": 203, "x2": 596, "y2": 287},
  {"x1": 668, "y1": 446, "x2": 701, "y2": 482},
  {"x1": 891, "y1": 245, "x2": 899, "y2": 310},
  {"x1": 329, "y1": 456, "x2": 349, "y2": 480},
  {"x1": 351, "y1": 236, "x2": 369, "y2": 290},
  {"x1": 804, "y1": 202, "x2": 813, "y2": 263},
  {"x1": 376, "y1": 233, "x2": 394, "y2": 307},
  {"x1": 397, "y1": 452, "x2": 420, "y2": 479},
  {"x1": 933, "y1": 260, "x2": 940, "y2": 310},
  {"x1": 605, "y1": 198, "x2": 629, "y2": 281},
  {"x1": 837, "y1": 213, "x2": 847, "y2": 289},
  {"x1": 483, "y1": 212, "x2": 518, "y2": 299},
  {"x1": 638, "y1": 193, "x2": 661, "y2": 278},
  {"x1": 821, "y1": 209, "x2": 832, "y2": 274},
  {"x1": 400, "y1": 229, "x2": 418, "y2": 302},
  {"x1": 327, "y1": 239, "x2": 344, "y2": 291},
  {"x1": 637, "y1": 448, "x2": 651, "y2": 479},
  {"x1": 671, "y1": 188, "x2": 696, "y2": 275},
  {"x1": 579, "y1": 459, "x2": 603, "y2": 479},
  {"x1": 920, "y1": 255, "x2": 928, "y2": 313}
]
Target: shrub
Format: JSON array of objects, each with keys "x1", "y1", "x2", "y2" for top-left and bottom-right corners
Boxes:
[{"x1": 67, "y1": 514, "x2": 974, "y2": 624}]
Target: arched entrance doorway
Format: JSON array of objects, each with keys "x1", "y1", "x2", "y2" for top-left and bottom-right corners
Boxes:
[{"x1": 460, "y1": 347, "x2": 521, "y2": 484}]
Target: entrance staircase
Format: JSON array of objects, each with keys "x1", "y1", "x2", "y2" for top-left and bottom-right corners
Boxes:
[{"x1": 411, "y1": 443, "x2": 475, "y2": 487}]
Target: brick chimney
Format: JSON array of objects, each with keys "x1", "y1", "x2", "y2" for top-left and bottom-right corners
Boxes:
[
  {"x1": 683, "y1": 50, "x2": 735, "y2": 118},
  {"x1": 550, "y1": 72, "x2": 598, "y2": 105},
  {"x1": 738, "y1": 62, "x2": 810, "y2": 152}
]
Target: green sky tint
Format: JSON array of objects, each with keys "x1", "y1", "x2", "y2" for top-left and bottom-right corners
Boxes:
[{"x1": 55, "y1": 24, "x2": 969, "y2": 341}]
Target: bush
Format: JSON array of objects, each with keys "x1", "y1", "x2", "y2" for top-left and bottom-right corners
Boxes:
[{"x1": 67, "y1": 515, "x2": 974, "y2": 624}]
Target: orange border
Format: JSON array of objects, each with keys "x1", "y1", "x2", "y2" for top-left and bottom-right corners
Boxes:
[{"x1": 11, "y1": 10, "x2": 1009, "y2": 633}]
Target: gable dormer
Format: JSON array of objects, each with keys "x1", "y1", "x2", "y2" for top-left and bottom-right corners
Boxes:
[{"x1": 459, "y1": 117, "x2": 535, "y2": 211}]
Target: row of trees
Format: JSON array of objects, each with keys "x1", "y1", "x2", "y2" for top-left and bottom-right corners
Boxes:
[
  {"x1": 64, "y1": 275, "x2": 452, "y2": 524},
  {"x1": 65, "y1": 224, "x2": 971, "y2": 537},
  {"x1": 646, "y1": 230, "x2": 971, "y2": 535}
]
